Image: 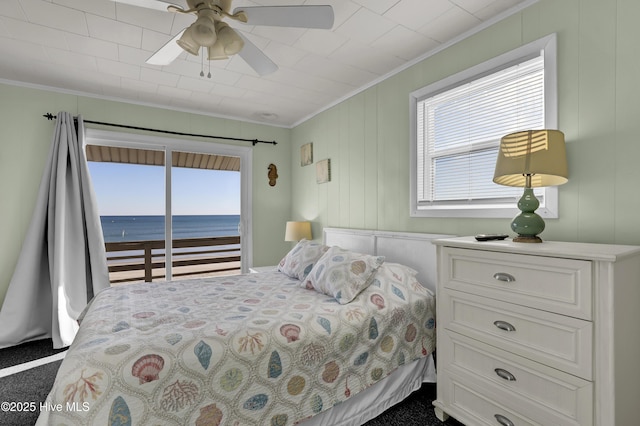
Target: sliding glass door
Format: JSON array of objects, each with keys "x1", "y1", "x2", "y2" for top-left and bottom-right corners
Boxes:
[
  {"x1": 171, "y1": 151, "x2": 242, "y2": 280},
  {"x1": 85, "y1": 129, "x2": 252, "y2": 284},
  {"x1": 86, "y1": 146, "x2": 167, "y2": 284}
]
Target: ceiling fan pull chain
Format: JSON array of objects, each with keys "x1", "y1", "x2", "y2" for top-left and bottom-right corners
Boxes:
[
  {"x1": 207, "y1": 59, "x2": 212, "y2": 79},
  {"x1": 200, "y1": 47, "x2": 205, "y2": 77}
]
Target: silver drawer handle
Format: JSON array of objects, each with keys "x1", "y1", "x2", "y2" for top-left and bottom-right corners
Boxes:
[
  {"x1": 494, "y1": 368, "x2": 516, "y2": 381},
  {"x1": 495, "y1": 414, "x2": 515, "y2": 426},
  {"x1": 494, "y1": 320, "x2": 516, "y2": 332},
  {"x1": 493, "y1": 272, "x2": 515, "y2": 283}
]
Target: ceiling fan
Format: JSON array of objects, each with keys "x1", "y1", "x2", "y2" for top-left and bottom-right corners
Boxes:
[{"x1": 111, "y1": 0, "x2": 335, "y2": 76}]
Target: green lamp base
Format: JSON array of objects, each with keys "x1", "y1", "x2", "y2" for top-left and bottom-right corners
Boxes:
[{"x1": 511, "y1": 187, "x2": 545, "y2": 243}]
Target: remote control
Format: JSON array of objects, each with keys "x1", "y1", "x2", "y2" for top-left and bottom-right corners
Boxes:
[{"x1": 475, "y1": 234, "x2": 509, "y2": 241}]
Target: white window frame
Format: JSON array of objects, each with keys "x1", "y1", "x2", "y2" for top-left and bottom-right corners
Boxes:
[
  {"x1": 84, "y1": 128, "x2": 253, "y2": 277},
  {"x1": 410, "y1": 34, "x2": 558, "y2": 218}
]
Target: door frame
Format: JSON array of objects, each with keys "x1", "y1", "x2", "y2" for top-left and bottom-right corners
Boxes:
[{"x1": 84, "y1": 128, "x2": 253, "y2": 276}]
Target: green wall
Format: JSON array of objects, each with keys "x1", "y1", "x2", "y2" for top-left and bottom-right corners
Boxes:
[
  {"x1": 3, "y1": 0, "x2": 640, "y2": 307},
  {"x1": 0, "y1": 83, "x2": 292, "y2": 305},
  {"x1": 290, "y1": 0, "x2": 640, "y2": 246}
]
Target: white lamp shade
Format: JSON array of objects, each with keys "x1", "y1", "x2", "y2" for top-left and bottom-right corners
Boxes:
[
  {"x1": 493, "y1": 129, "x2": 568, "y2": 187},
  {"x1": 285, "y1": 221, "x2": 312, "y2": 242},
  {"x1": 216, "y1": 22, "x2": 244, "y2": 55},
  {"x1": 176, "y1": 26, "x2": 200, "y2": 56},
  {"x1": 190, "y1": 9, "x2": 218, "y2": 47},
  {"x1": 207, "y1": 42, "x2": 228, "y2": 60}
]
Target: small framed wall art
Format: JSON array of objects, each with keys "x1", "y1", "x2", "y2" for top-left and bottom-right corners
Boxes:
[
  {"x1": 316, "y1": 159, "x2": 331, "y2": 184},
  {"x1": 301, "y1": 142, "x2": 313, "y2": 166}
]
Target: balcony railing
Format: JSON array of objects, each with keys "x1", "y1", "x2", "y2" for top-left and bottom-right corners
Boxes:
[{"x1": 105, "y1": 236, "x2": 241, "y2": 284}]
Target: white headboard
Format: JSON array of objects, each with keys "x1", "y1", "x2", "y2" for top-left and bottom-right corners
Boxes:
[{"x1": 323, "y1": 228, "x2": 454, "y2": 294}]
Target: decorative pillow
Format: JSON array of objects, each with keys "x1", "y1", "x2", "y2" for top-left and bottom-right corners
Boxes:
[
  {"x1": 367, "y1": 262, "x2": 428, "y2": 303},
  {"x1": 278, "y1": 239, "x2": 329, "y2": 280},
  {"x1": 304, "y1": 246, "x2": 385, "y2": 304},
  {"x1": 371, "y1": 262, "x2": 419, "y2": 287}
]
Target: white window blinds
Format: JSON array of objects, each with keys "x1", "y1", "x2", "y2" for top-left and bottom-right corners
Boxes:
[{"x1": 416, "y1": 55, "x2": 545, "y2": 206}]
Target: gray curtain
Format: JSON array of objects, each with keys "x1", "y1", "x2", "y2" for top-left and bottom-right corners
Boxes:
[{"x1": 0, "y1": 112, "x2": 109, "y2": 349}]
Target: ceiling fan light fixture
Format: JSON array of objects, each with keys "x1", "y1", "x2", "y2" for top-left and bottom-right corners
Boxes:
[
  {"x1": 191, "y1": 9, "x2": 218, "y2": 47},
  {"x1": 138, "y1": 1, "x2": 334, "y2": 76},
  {"x1": 207, "y1": 42, "x2": 228, "y2": 60},
  {"x1": 216, "y1": 22, "x2": 244, "y2": 55},
  {"x1": 176, "y1": 26, "x2": 200, "y2": 55}
]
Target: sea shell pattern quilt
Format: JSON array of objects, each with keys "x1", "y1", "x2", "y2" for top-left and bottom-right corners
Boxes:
[{"x1": 37, "y1": 270, "x2": 435, "y2": 425}]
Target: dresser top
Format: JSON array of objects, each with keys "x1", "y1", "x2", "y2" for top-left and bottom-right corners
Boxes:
[{"x1": 433, "y1": 236, "x2": 640, "y2": 262}]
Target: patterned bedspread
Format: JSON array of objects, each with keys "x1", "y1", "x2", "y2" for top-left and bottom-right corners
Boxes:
[{"x1": 37, "y1": 270, "x2": 435, "y2": 425}]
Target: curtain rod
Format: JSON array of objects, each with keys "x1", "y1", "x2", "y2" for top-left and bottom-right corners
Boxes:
[{"x1": 42, "y1": 113, "x2": 277, "y2": 146}]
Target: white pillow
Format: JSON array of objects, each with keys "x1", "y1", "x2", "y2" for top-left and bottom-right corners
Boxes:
[
  {"x1": 304, "y1": 246, "x2": 384, "y2": 304},
  {"x1": 366, "y1": 262, "x2": 424, "y2": 307},
  {"x1": 278, "y1": 239, "x2": 329, "y2": 280},
  {"x1": 371, "y1": 262, "x2": 419, "y2": 287}
]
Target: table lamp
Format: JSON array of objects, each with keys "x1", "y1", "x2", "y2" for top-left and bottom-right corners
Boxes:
[
  {"x1": 284, "y1": 221, "x2": 312, "y2": 242},
  {"x1": 493, "y1": 130, "x2": 568, "y2": 243}
]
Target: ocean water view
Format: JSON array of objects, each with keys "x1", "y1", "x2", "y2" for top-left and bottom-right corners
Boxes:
[{"x1": 100, "y1": 215, "x2": 240, "y2": 243}]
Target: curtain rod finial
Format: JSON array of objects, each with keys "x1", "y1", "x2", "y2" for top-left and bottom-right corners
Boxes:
[{"x1": 43, "y1": 113, "x2": 55, "y2": 120}]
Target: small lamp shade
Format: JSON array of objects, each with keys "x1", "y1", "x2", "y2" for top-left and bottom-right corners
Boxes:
[
  {"x1": 190, "y1": 9, "x2": 218, "y2": 47},
  {"x1": 493, "y1": 130, "x2": 568, "y2": 187},
  {"x1": 493, "y1": 130, "x2": 568, "y2": 243},
  {"x1": 216, "y1": 22, "x2": 244, "y2": 55},
  {"x1": 285, "y1": 221, "x2": 312, "y2": 242},
  {"x1": 176, "y1": 26, "x2": 200, "y2": 56}
]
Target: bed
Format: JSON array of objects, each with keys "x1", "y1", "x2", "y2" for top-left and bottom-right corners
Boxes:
[{"x1": 37, "y1": 228, "x2": 450, "y2": 425}]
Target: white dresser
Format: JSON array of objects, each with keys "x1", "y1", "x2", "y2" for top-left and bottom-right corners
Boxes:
[{"x1": 432, "y1": 237, "x2": 640, "y2": 426}]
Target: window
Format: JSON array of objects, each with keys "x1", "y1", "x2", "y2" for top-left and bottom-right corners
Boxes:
[{"x1": 410, "y1": 34, "x2": 558, "y2": 218}]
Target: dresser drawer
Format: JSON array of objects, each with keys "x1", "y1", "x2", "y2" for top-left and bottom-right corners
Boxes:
[
  {"x1": 435, "y1": 377, "x2": 539, "y2": 426},
  {"x1": 440, "y1": 330, "x2": 593, "y2": 425},
  {"x1": 440, "y1": 289, "x2": 593, "y2": 379},
  {"x1": 441, "y1": 247, "x2": 592, "y2": 319}
]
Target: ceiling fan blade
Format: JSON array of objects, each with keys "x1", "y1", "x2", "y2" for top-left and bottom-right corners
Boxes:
[
  {"x1": 110, "y1": 0, "x2": 180, "y2": 12},
  {"x1": 146, "y1": 29, "x2": 186, "y2": 65},
  {"x1": 232, "y1": 5, "x2": 334, "y2": 29},
  {"x1": 237, "y1": 33, "x2": 278, "y2": 76}
]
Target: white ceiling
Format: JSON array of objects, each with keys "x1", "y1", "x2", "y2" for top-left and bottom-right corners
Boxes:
[{"x1": 0, "y1": 0, "x2": 533, "y2": 127}]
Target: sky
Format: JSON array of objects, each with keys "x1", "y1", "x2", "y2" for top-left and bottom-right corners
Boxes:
[{"x1": 88, "y1": 162, "x2": 241, "y2": 216}]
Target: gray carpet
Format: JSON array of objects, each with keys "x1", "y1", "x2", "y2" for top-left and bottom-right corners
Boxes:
[
  {"x1": 0, "y1": 339, "x2": 463, "y2": 426},
  {"x1": 0, "y1": 339, "x2": 66, "y2": 369},
  {"x1": 0, "y1": 361, "x2": 62, "y2": 426}
]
